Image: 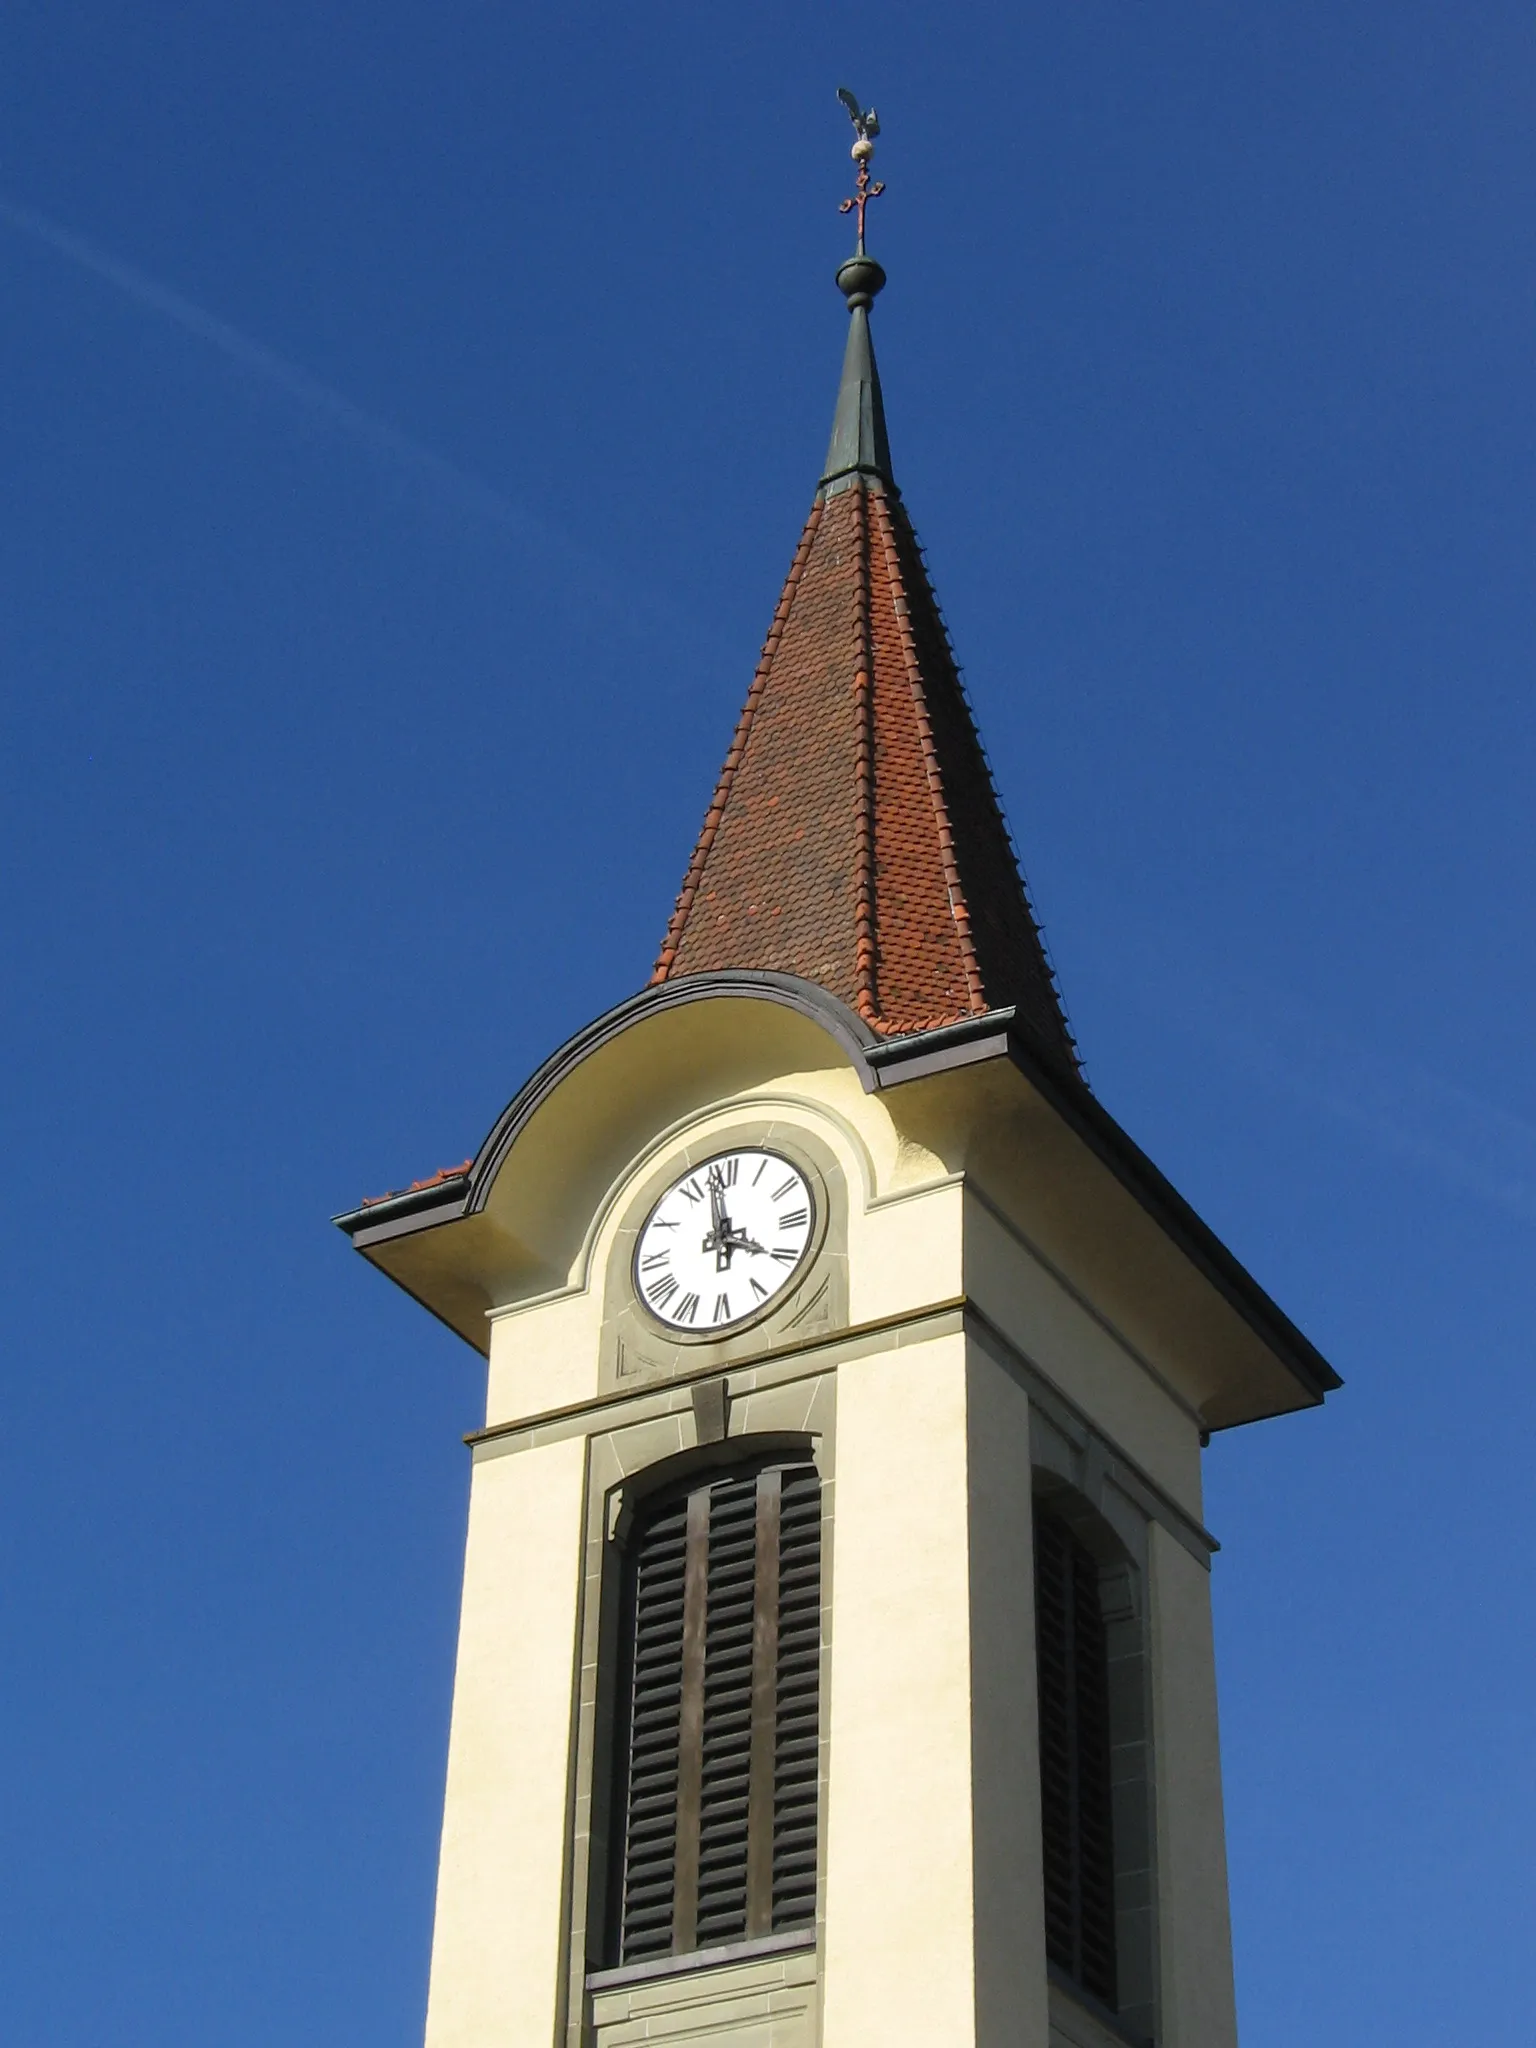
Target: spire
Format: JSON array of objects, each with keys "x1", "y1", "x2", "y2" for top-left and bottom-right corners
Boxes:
[
  {"x1": 650, "y1": 98, "x2": 1078, "y2": 1074},
  {"x1": 822, "y1": 257, "x2": 891, "y2": 487},
  {"x1": 823, "y1": 101, "x2": 891, "y2": 488}
]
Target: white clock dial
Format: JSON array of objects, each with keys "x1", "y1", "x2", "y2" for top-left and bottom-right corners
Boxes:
[{"x1": 634, "y1": 1149, "x2": 816, "y2": 1333}]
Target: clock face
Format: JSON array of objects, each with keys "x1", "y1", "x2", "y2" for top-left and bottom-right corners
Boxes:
[{"x1": 634, "y1": 1149, "x2": 816, "y2": 1334}]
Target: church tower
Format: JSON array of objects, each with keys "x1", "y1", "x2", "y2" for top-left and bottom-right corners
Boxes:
[{"x1": 337, "y1": 104, "x2": 1338, "y2": 2048}]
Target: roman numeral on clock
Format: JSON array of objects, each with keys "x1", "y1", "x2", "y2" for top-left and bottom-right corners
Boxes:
[
  {"x1": 771, "y1": 1246, "x2": 798, "y2": 1265},
  {"x1": 772, "y1": 1176, "x2": 798, "y2": 1201},
  {"x1": 645, "y1": 1274, "x2": 679, "y2": 1307},
  {"x1": 713, "y1": 1293, "x2": 732, "y2": 1323},
  {"x1": 639, "y1": 1251, "x2": 671, "y2": 1272},
  {"x1": 676, "y1": 1292, "x2": 700, "y2": 1324},
  {"x1": 777, "y1": 1207, "x2": 809, "y2": 1230}
]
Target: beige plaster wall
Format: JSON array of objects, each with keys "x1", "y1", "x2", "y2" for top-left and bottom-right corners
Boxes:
[
  {"x1": 1148, "y1": 1523, "x2": 1238, "y2": 2048},
  {"x1": 848, "y1": 1172, "x2": 963, "y2": 1330},
  {"x1": 964, "y1": 1188, "x2": 1204, "y2": 1517},
  {"x1": 485, "y1": 1285, "x2": 604, "y2": 1430},
  {"x1": 423, "y1": 1434, "x2": 588, "y2": 2048},
  {"x1": 821, "y1": 1331, "x2": 978, "y2": 2046},
  {"x1": 821, "y1": 1334, "x2": 1062, "y2": 2048}
]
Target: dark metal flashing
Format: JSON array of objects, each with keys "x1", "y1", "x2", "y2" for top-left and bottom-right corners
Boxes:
[
  {"x1": 1013, "y1": 1032, "x2": 1340, "y2": 1409},
  {"x1": 334, "y1": 973, "x2": 878, "y2": 1247},
  {"x1": 818, "y1": 468, "x2": 897, "y2": 504},
  {"x1": 333, "y1": 975, "x2": 1339, "y2": 1414},
  {"x1": 335, "y1": 1181, "x2": 468, "y2": 1247},
  {"x1": 866, "y1": 1006, "x2": 1021, "y2": 1083},
  {"x1": 462, "y1": 972, "x2": 878, "y2": 1217},
  {"x1": 873, "y1": 1012, "x2": 1341, "y2": 1410}
]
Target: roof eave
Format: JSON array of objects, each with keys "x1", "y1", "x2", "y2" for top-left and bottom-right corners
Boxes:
[
  {"x1": 332, "y1": 980, "x2": 1340, "y2": 1417},
  {"x1": 334, "y1": 1179, "x2": 469, "y2": 1247},
  {"x1": 868, "y1": 1011, "x2": 1341, "y2": 1413}
]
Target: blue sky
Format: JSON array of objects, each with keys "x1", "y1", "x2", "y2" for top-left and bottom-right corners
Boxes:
[{"x1": 1, "y1": 3, "x2": 1532, "y2": 2042}]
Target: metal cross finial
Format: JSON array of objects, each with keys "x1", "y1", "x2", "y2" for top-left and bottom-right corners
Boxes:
[{"x1": 836, "y1": 86, "x2": 885, "y2": 253}]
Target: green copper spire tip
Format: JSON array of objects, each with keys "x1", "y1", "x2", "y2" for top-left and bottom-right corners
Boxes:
[{"x1": 821, "y1": 282, "x2": 892, "y2": 489}]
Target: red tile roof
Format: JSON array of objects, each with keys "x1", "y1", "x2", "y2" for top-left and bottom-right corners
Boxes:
[
  {"x1": 651, "y1": 476, "x2": 1078, "y2": 1068},
  {"x1": 359, "y1": 1159, "x2": 472, "y2": 1208},
  {"x1": 353, "y1": 258, "x2": 1080, "y2": 1227}
]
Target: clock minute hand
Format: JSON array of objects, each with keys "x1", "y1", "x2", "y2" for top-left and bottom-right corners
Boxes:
[{"x1": 704, "y1": 1168, "x2": 736, "y2": 1271}]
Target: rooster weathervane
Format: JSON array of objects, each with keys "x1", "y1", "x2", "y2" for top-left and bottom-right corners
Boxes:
[{"x1": 836, "y1": 86, "x2": 884, "y2": 252}]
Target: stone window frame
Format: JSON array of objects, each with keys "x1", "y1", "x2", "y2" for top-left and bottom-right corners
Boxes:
[
  {"x1": 605, "y1": 1445, "x2": 823, "y2": 1961},
  {"x1": 1033, "y1": 1458, "x2": 1159, "y2": 2048},
  {"x1": 562, "y1": 1372, "x2": 838, "y2": 2048}
]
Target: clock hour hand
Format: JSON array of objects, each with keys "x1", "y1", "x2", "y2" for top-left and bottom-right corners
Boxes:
[
  {"x1": 701, "y1": 1167, "x2": 773, "y2": 1271},
  {"x1": 703, "y1": 1166, "x2": 736, "y2": 1271}
]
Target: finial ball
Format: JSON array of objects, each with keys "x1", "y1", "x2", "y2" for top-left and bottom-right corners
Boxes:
[
  {"x1": 851, "y1": 136, "x2": 875, "y2": 163},
  {"x1": 835, "y1": 253, "x2": 887, "y2": 310}
]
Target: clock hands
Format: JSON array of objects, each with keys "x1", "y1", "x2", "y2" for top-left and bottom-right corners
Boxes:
[
  {"x1": 702, "y1": 1167, "x2": 732, "y2": 1271},
  {"x1": 701, "y1": 1164, "x2": 767, "y2": 1271}
]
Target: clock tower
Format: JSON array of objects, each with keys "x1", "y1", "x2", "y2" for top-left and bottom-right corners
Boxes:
[{"x1": 337, "y1": 107, "x2": 1338, "y2": 2048}]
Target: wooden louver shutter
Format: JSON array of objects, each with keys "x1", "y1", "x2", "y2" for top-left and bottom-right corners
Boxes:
[
  {"x1": 615, "y1": 1459, "x2": 822, "y2": 1963},
  {"x1": 1034, "y1": 1504, "x2": 1118, "y2": 2008}
]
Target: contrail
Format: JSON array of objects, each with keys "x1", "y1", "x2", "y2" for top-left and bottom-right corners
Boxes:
[
  {"x1": 0, "y1": 193, "x2": 551, "y2": 544},
  {"x1": 1079, "y1": 929, "x2": 1536, "y2": 1228},
  {"x1": 0, "y1": 192, "x2": 731, "y2": 670},
  {"x1": 1238, "y1": 1013, "x2": 1536, "y2": 1228}
]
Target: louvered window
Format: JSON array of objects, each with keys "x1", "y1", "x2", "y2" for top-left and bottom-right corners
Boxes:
[
  {"x1": 1035, "y1": 1504, "x2": 1118, "y2": 2008},
  {"x1": 612, "y1": 1459, "x2": 822, "y2": 1963}
]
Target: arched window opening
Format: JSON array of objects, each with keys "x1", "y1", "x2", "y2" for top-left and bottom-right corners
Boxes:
[
  {"x1": 1035, "y1": 1501, "x2": 1119, "y2": 2009},
  {"x1": 611, "y1": 1457, "x2": 822, "y2": 1964}
]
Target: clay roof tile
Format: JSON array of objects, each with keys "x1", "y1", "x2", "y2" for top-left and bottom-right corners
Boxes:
[{"x1": 652, "y1": 266, "x2": 1078, "y2": 1074}]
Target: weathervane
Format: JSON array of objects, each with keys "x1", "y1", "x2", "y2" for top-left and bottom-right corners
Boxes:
[{"x1": 836, "y1": 86, "x2": 884, "y2": 253}]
